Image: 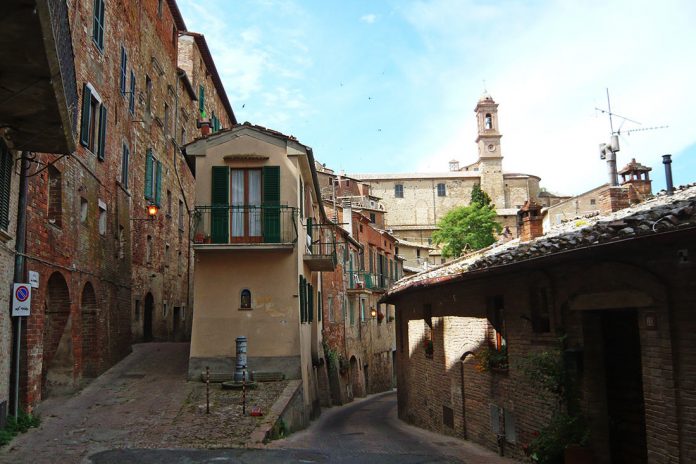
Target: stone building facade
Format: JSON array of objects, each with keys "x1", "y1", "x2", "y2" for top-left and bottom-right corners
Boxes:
[
  {"x1": 384, "y1": 184, "x2": 696, "y2": 463},
  {"x1": 353, "y1": 94, "x2": 540, "y2": 247},
  {"x1": 14, "y1": 0, "x2": 234, "y2": 408}
]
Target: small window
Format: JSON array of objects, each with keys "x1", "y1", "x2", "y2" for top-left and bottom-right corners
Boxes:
[
  {"x1": 121, "y1": 142, "x2": 130, "y2": 187},
  {"x1": 92, "y1": 0, "x2": 105, "y2": 50},
  {"x1": 146, "y1": 235, "x2": 152, "y2": 263},
  {"x1": 98, "y1": 201, "x2": 107, "y2": 235},
  {"x1": 48, "y1": 166, "x2": 62, "y2": 227},
  {"x1": 79, "y1": 84, "x2": 107, "y2": 160},
  {"x1": 437, "y1": 183, "x2": 446, "y2": 197},
  {"x1": 369, "y1": 213, "x2": 376, "y2": 223},
  {"x1": 485, "y1": 113, "x2": 492, "y2": 130},
  {"x1": 163, "y1": 302, "x2": 167, "y2": 318},
  {"x1": 119, "y1": 46, "x2": 127, "y2": 95},
  {"x1": 145, "y1": 76, "x2": 152, "y2": 115},
  {"x1": 157, "y1": 0, "x2": 163, "y2": 17},
  {"x1": 240, "y1": 289, "x2": 251, "y2": 309},
  {"x1": 360, "y1": 298, "x2": 366, "y2": 322},
  {"x1": 128, "y1": 70, "x2": 136, "y2": 114},
  {"x1": 394, "y1": 184, "x2": 404, "y2": 198},
  {"x1": 181, "y1": 304, "x2": 186, "y2": 320},
  {"x1": 590, "y1": 198, "x2": 596, "y2": 206},
  {"x1": 118, "y1": 225, "x2": 125, "y2": 259},
  {"x1": 80, "y1": 197, "x2": 88, "y2": 223}
]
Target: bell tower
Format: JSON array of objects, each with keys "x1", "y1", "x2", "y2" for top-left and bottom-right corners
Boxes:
[
  {"x1": 474, "y1": 92, "x2": 506, "y2": 208},
  {"x1": 475, "y1": 92, "x2": 502, "y2": 159}
]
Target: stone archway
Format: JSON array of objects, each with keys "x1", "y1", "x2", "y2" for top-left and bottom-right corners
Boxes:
[
  {"x1": 349, "y1": 355, "x2": 362, "y2": 398},
  {"x1": 143, "y1": 292, "x2": 154, "y2": 342},
  {"x1": 42, "y1": 272, "x2": 73, "y2": 398},
  {"x1": 81, "y1": 282, "x2": 99, "y2": 378}
]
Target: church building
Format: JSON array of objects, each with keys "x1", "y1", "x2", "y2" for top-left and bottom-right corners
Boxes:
[{"x1": 352, "y1": 94, "x2": 541, "y2": 255}]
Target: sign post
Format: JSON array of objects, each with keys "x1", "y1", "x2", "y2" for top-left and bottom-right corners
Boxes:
[{"x1": 12, "y1": 283, "x2": 30, "y2": 417}]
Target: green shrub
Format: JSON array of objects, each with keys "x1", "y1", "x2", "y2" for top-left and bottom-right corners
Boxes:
[{"x1": 0, "y1": 411, "x2": 40, "y2": 447}]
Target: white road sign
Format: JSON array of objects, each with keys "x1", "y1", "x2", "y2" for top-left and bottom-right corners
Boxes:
[
  {"x1": 29, "y1": 271, "x2": 39, "y2": 288},
  {"x1": 12, "y1": 283, "x2": 31, "y2": 317}
]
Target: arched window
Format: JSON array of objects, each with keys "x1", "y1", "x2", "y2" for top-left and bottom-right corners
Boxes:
[
  {"x1": 485, "y1": 113, "x2": 492, "y2": 130},
  {"x1": 240, "y1": 289, "x2": 252, "y2": 309}
]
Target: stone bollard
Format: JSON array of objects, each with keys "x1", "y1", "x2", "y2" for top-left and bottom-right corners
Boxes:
[{"x1": 234, "y1": 336, "x2": 248, "y2": 382}]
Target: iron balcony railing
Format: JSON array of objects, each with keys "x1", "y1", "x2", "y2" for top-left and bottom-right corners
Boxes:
[
  {"x1": 346, "y1": 271, "x2": 391, "y2": 291},
  {"x1": 304, "y1": 221, "x2": 337, "y2": 264},
  {"x1": 193, "y1": 205, "x2": 297, "y2": 245}
]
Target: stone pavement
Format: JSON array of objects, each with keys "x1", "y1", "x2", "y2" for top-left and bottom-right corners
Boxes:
[{"x1": 0, "y1": 343, "x2": 284, "y2": 464}]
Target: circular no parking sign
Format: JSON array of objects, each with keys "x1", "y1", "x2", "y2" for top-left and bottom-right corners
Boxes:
[{"x1": 16, "y1": 285, "x2": 29, "y2": 302}]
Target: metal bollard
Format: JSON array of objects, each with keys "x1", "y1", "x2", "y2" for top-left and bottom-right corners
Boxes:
[{"x1": 234, "y1": 336, "x2": 247, "y2": 382}]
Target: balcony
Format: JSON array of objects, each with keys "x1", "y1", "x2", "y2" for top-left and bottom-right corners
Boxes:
[
  {"x1": 0, "y1": 0, "x2": 78, "y2": 153},
  {"x1": 347, "y1": 271, "x2": 391, "y2": 293},
  {"x1": 193, "y1": 205, "x2": 297, "y2": 251},
  {"x1": 303, "y1": 223, "x2": 337, "y2": 271}
]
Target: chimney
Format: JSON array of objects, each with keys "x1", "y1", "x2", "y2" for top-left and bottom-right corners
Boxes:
[
  {"x1": 519, "y1": 200, "x2": 543, "y2": 242},
  {"x1": 449, "y1": 159, "x2": 460, "y2": 172},
  {"x1": 598, "y1": 185, "x2": 630, "y2": 214},
  {"x1": 619, "y1": 158, "x2": 652, "y2": 203},
  {"x1": 342, "y1": 199, "x2": 353, "y2": 236},
  {"x1": 662, "y1": 154, "x2": 674, "y2": 195}
]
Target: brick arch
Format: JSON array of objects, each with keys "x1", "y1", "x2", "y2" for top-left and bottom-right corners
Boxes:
[
  {"x1": 42, "y1": 271, "x2": 73, "y2": 398},
  {"x1": 81, "y1": 282, "x2": 99, "y2": 378}
]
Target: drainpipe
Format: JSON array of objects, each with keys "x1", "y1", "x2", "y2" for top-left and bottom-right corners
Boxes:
[
  {"x1": 662, "y1": 154, "x2": 674, "y2": 195},
  {"x1": 10, "y1": 152, "x2": 30, "y2": 417}
]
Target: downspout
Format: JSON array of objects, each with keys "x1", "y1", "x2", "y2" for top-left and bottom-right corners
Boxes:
[{"x1": 10, "y1": 152, "x2": 30, "y2": 417}]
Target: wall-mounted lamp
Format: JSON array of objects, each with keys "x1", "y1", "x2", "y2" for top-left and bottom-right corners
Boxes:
[
  {"x1": 131, "y1": 203, "x2": 159, "y2": 221},
  {"x1": 370, "y1": 307, "x2": 377, "y2": 318}
]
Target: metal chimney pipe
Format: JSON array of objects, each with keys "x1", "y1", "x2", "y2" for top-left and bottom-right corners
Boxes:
[{"x1": 662, "y1": 154, "x2": 674, "y2": 195}]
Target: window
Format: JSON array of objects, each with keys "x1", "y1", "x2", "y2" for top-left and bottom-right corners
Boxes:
[
  {"x1": 144, "y1": 149, "x2": 162, "y2": 205},
  {"x1": 485, "y1": 113, "x2": 492, "y2": 130},
  {"x1": 178, "y1": 199, "x2": 184, "y2": 230},
  {"x1": 437, "y1": 183, "x2": 446, "y2": 197},
  {"x1": 98, "y1": 201, "x2": 107, "y2": 235},
  {"x1": 163, "y1": 302, "x2": 168, "y2": 318},
  {"x1": 212, "y1": 112, "x2": 220, "y2": 132},
  {"x1": 128, "y1": 70, "x2": 136, "y2": 114},
  {"x1": 121, "y1": 142, "x2": 129, "y2": 187},
  {"x1": 369, "y1": 213, "x2": 376, "y2": 223},
  {"x1": 360, "y1": 298, "x2": 366, "y2": 322},
  {"x1": 0, "y1": 141, "x2": 13, "y2": 230},
  {"x1": 198, "y1": 85, "x2": 205, "y2": 117},
  {"x1": 487, "y1": 295, "x2": 507, "y2": 351},
  {"x1": 590, "y1": 198, "x2": 596, "y2": 206},
  {"x1": 48, "y1": 166, "x2": 62, "y2": 227},
  {"x1": 92, "y1": 0, "x2": 105, "y2": 50},
  {"x1": 157, "y1": 0, "x2": 163, "y2": 17},
  {"x1": 394, "y1": 184, "x2": 404, "y2": 198},
  {"x1": 119, "y1": 46, "x2": 127, "y2": 95},
  {"x1": 79, "y1": 84, "x2": 107, "y2": 160},
  {"x1": 240, "y1": 289, "x2": 251, "y2": 309},
  {"x1": 327, "y1": 296, "x2": 333, "y2": 322},
  {"x1": 145, "y1": 75, "x2": 152, "y2": 115},
  {"x1": 80, "y1": 197, "x2": 88, "y2": 223},
  {"x1": 146, "y1": 235, "x2": 152, "y2": 263},
  {"x1": 164, "y1": 103, "x2": 170, "y2": 136},
  {"x1": 118, "y1": 225, "x2": 125, "y2": 259}
]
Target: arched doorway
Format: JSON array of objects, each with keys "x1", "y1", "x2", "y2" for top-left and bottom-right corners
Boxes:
[
  {"x1": 42, "y1": 272, "x2": 73, "y2": 397},
  {"x1": 349, "y1": 355, "x2": 361, "y2": 398},
  {"x1": 143, "y1": 292, "x2": 154, "y2": 341},
  {"x1": 81, "y1": 282, "x2": 99, "y2": 378}
]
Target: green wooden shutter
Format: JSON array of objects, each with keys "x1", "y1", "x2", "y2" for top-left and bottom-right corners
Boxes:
[
  {"x1": 317, "y1": 291, "x2": 322, "y2": 322},
  {"x1": 299, "y1": 276, "x2": 305, "y2": 323},
  {"x1": 198, "y1": 85, "x2": 205, "y2": 115},
  {"x1": 80, "y1": 85, "x2": 91, "y2": 146},
  {"x1": 144, "y1": 149, "x2": 153, "y2": 199},
  {"x1": 210, "y1": 166, "x2": 229, "y2": 244},
  {"x1": 97, "y1": 105, "x2": 107, "y2": 160},
  {"x1": 0, "y1": 142, "x2": 12, "y2": 230},
  {"x1": 154, "y1": 160, "x2": 162, "y2": 206},
  {"x1": 308, "y1": 283, "x2": 313, "y2": 322},
  {"x1": 262, "y1": 166, "x2": 281, "y2": 243}
]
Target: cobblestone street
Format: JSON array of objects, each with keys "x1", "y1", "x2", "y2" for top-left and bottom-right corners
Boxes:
[{"x1": 0, "y1": 343, "x2": 284, "y2": 464}]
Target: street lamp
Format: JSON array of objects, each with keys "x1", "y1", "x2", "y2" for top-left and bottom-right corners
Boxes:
[
  {"x1": 131, "y1": 203, "x2": 159, "y2": 221},
  {"x1": 370, "y1": 307, "x2": 377, "y2": 319}
]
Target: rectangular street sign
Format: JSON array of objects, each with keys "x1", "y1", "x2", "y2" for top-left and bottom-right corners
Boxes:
[{"x1": 12, "y1": 283, "x2": 31, "y2": 317}]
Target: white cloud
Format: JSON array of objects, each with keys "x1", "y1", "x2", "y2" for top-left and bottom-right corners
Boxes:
[{"x1": 361, "y1": 13, "x2": 378, "y2": 24}]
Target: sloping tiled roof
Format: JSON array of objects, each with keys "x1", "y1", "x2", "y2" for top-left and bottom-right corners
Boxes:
[{"x1": 384, "y1": 184, "x2": 696, "y2": 300}]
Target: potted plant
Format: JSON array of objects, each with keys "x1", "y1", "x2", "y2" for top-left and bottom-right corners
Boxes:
[{"x1": 475, "y1": 343, "x2": 508, "y2": 372}]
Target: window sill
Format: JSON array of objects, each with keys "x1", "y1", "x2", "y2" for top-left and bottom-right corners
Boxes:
[
  {"x1": 0, "y1": 229, "x2": 13, "y2": 243},
  {"x1": 238, "y1": 307, "x2": 253, "y2": 311}
]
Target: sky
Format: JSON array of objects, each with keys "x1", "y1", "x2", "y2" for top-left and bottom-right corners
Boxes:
[{"x1": 177, "y1": 0, "x2": 696, "y2": 195}]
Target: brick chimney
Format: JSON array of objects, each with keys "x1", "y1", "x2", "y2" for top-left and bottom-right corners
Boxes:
[
  {"x1": 598, "y1": 185, "x2": 630, "y2": 214},
  {"x1": 619, "y1": 158, "x2": 652, "y2": 203},
  {"x1": 519, "y1": 200, "x2": 543, "y2": 242}
]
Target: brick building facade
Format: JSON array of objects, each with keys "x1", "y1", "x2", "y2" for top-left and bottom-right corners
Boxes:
[
  {"x1": 14, "y1": 0, "x2": 234, "y2": 408},
  {"x1": 384, "y1": 184, "x2": 696, "y2": 463}
]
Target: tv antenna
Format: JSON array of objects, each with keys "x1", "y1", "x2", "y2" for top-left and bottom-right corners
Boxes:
[{"x1": 595, "y1": 88, "x2": 668, "y2": 186}]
